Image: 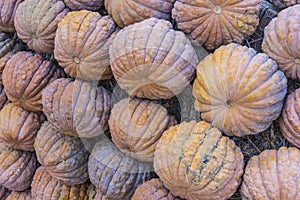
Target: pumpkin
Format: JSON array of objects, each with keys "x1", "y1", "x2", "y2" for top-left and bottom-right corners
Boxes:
[
  {"x1": 105, "y1": 0, "x2": 175, "y2": 28},
  {"x1": 34, "y1": 121, "x2": 89, "y2": 185},
  {"x1": 154, "y1": 120, "x2": 244, "y2": 200},
  {"x1": 192, "y1": 43, "x2": 287, "y2": 136},
  {"x1": 42, "y1": 78, "x2": 111, "y2": 138},
  {"x1": 6, "y1": 190, "x2": 31, "y2": 200},
  {"x1": 262, "y1": 5, "x2": 300, "y2": 79},
  {"x1": 88, "y1": 137, "x2": 154, "y2": 200},
  {"x1": 109, "y1": 98, "x2": 177, "y2": 162},
  {"x1": 110, "y1": 18, "x2": 198, "y2": 99},
  {"x1": 31, "y1": 166, "x2": 90, "y2": 200},
  {"x1": 14, "y1": 0, "x2": 69, "y2": 54},
  {"x1": 269, "y1": 0, "x2": 299, "y2": 9},
  {"x1": 241, "y1": 147, "x2": 300, "y2": 199},
  {"x1": 95, "y1": 192, "x2": 108, "y2": 200},
  {"x1": 0, "y1": 84, "x2": 9, "y2": 110},
  {"x1": 64, "y1": 0, "x2": 103, "y2": 11},
  {"x1": 132, "y1": 178, "x2": 180, "y2": 200},
  {"x1": 0, "y1": 142, "x2": 38, "y2": 191},
  {"x1": 2, "y1": 51, "x2": 65, "y2": 112},
  {"x1": 0, "y1": 186, "x2": 11, "y2": 200},
  {"x1": 0, "y1": 0, "x2": 23, "y2": 32},
  {"x1": 54, "y1": 10, "x2": 117, "y2": 81},
  {"x1": 172, "y1": 0, "x2": 261, "y2": 50},
  {"x1": 0, "y1": 103, "x2": 45, "y2": 151}
]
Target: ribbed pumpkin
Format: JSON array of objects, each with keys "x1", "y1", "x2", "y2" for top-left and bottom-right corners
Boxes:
[
  {"x1": 241, "y1": 147, "x2": 300, "y2": 200},
  {"x1": 54, "y1": 10, "x2": 117, "y2": 81},
  {"x1": 0, "y1": 103, "x2": 45, "y2": 151},
  {"x1": 172, "y1": 0, "x2": 261, "y2": 50},
  {"x1": 42, "y1": 78, "x2": 111, "y2": 138},
  {"x1": 154, "y1": 120, "x2": 244, "y2": 200},
  {"x1": 192, "y1": 43, "x2": 287, "y2": 136},
  {"x1": 0, "y1": 0, "x2": 23, "y2": 32},
  {"x1": 262, "y1": 5, "x2": 300, "y2": 79},
  {"x1": 110, "y1": 18, "x2": 198, "y2": 99},
  {"x1": 31, "y1": 166, "x2": 90, "y2": 200},
  {"x1": 269, "y1": 0, "x2": 299, "y2": 9},
  {"x1": 88, "y1": 137, "x2": 154, "y2": 200},
  {"x1": 2, "y1": 51, "x2": 65, "y2": 112},
  {"x1": 64, "y1": 0, "x2": 103, "y2": 10},
  {"x1": 34, "y1": 121, "x2": 89, "y2": 185},
  {"x1": 0, "y1": 186, "x2": 11, "y2": 200},
  {"x1": 109, "y1": 98, "x2": 177, "y2": 162},
  {"x1": 6, "y1": 190, "x2": 31, "y2": 200},
  {"x1": 14, "y1": 0, "x2": 69, "y2": 54},
  {"x1": 0, "y1": 143, "x2": 38, "y2": 191},
  {"x1": 0, "y1": 84, "x2": 9, "y2": 110}
]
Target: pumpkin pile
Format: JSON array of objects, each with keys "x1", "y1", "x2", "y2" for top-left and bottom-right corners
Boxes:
[{"x1": 0, "y1": 0, "x2": 299, "y2": 200}]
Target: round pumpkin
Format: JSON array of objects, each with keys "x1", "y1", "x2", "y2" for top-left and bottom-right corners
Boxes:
[
  {"x1": 192, "y1": 43, "x2": 287, "y2": 136},
  {"x1": 54, "y1": 10, "x2": 117, "y2": 81},
  {"x1": 262, "y1": 5, "x2": 300, "y2": 79},
  {"x1": 0, "y1": 84, "x2": 9, "y2": 110},
  {"x1": 31, "y1": 166, "x2": 90, "y2": 200},
  {"x1": 0, "y1": 186, "x2": 11, "y2": 200},
  {"x1": 241, "y1": 147, "x2": 300, "y2": 200},
  {"x1": 0, "y1": 142, "x2": 38, "y2": 191},
  {"x1": 6, "y1": 190, "x2": 31, "y2": 200},
  {"x1": 154, "y1": 120, "x2": 244, "y2": 200},
  {"x1": 2, "y1": 51, "x2": 65, "y2": 112},
  {"x1": 109, "y1": 98, "x2": 177, "y2": 162},
  {"x1": 269, "y1": 0, "x2": 299, "y2": 9},
  {"x1": 42, "y1": 78, "x2": 111, "y2": 138},
  {"x1": 172, "y1": 0, "x2": 261, "y2": 50},
  {"x1": 88, "y1": 137, "x2": 154, "y2": 200},
  {"x1": 0, "y1": 103, "x2": 45, "y2": 151},
  {"x1": 34, "y1": 121, "x2": 89, "y2": 185},
  {"x1": 110, "y1": 18, "x2": 198, "y2": 99},
  {"x1": 64, "y1": 0, "x2": 103, "y2": 11},
  {"x1": 0, "y1": 0, "x2": 23, "y2": 32},
  {"x1": 14, "y1": 0, "x2": 69, "y2": 54}
]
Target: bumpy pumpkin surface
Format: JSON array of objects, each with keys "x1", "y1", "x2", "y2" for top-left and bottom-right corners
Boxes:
[
  {"x1": 14, "y1": 0, "x2": 69, "y2": 54},
  {"x1": 0, "y1": 103, "x2": 45, "y2": 151},
  {"x1": 109, "y1": 98, "x2": 176, "y2": 162},
  {"x1": 31, "y1": 167, "x2": 90, "y2": 200},
  {"x1": 0, "y1": 186, "x2": 11, "y2": 200},
  {"x1": 35, "y1": 121, "x2": 89, "y2": 185},
  {"x1": 241, "y1": 147, "x2": 300, "y2": 200},
  {"x1": 105, "y1": 0, "x2": 175, "y2": 28},
  {"x1": 262, "y1": 5, "x2": 300, "y2": 79},
  {"x1": 110, "y1": 18, "x2": 198, "y2": 99},
  {"x1": 42, "y1": 78, "x2": 110, "y2": 138},
  {"x1": 54, "y1": 10, "x2": 117, "y2": 81},
  {"x1": 0, "y1": 143, "x2": 38, "y2": 191},
  {"x1": 3, "y1": 51, "x2": 65, "y2": 112},
  {"x1": 192, "y1": 43, "x2": 287, "y2": 136},
  {"x1": 269, "y1": 0, "x2": 299, "y2": 9},
  {"x1": 6, "y1": 190, "x2": 31, "y2": 200},
  {"x1": 64, "y1": 0, "x2": 103, "y2": 10},
  {"x1": 172, "y1": 0, "x2": 261, "y2": 50},
  {"x1": 0, "y1": 0, "x2": 23, "y2": 32},
  {"x1": 88, "y1": 138, "x2": 154, "y2": 200},
  {"x1": 154, "y1": 120, "x2": 244, "y2": 200}
]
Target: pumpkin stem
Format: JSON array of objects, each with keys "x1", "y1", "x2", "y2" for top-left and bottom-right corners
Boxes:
[
  {"x1": 74, "y1": 57, "x2": 81, "y2": 64},
  {"x1": 225, "y1": 100, "x2": 235, "y2": 108},
  {"x1": 295, "y1": 58, "x2": 300, "y2": 64},
  {"x1": 213, "y1": 6, "x2": 222, "y2": 14}
]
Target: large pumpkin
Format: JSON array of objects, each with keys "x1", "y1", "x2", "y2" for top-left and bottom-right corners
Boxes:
[
  {"x1": 42, "y1": 78, "x2": 111, "y2": 138},
  {"x1": 6, "y1": 190, "x2": 31, "y2": 200},
  {"x1": 64, "y1": 0, "x2": 103, "y2": 11},
  {"x1": 241, "y1": 147, "x2": 300, "y2": 199},
  {"x1": 269, "y1": 0, "x2": 299, "y2": 9},
  {"x1": 0, "y1": 0, "x2": 23, "y2": 32},
  {"x1": 0, "y1": 186, "x2": 11, "y2": 200},
  {"x1": 172, "y1": 0, "x2": 261, "y2": 50},
  {"x1": 262, "y1": 5, "x2": 300, "y2": 79},
  {"x1": 154, "y1": 120, "x2": 244, "y2": 200},
  {"x1": 2, "y1": 51, "x2": 65, "y2": 112},
  {"x1": 14, "y1": 0, "x2": 69, "y2": 54},
  {"x1": 110, "y1": 18, "x2": 198, "y2": 99},
  {"x1": 109, "y1": 98, "x2": 176, "y2": 162},
  {"x1": 54, "y1": 10, "x2": 117, "y2": 81},
  {"x1": 192, "y1": 43, "x2": 287, "y2": 136}
]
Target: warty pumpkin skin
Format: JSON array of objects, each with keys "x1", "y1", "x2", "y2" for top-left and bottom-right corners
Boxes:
[
  {"x1": 172, "y1": 0, "x2": 261, "y2": 50},
  {"x1": 109, "y1": 98, "x2": 177, "y2": 162},
  {"x1": 105, "y1": 0, "x2": 175, "y2": 28},
  {"x1": 64, "y1": 0, "x2": 103, "y2": 11},
  {"x1": 0, "y1": 142, "x2": 38, "y2": 191},
  {"x1": 192, "y1": 43, "x2": 287, "y2": 137},
  {"x1": 2, "y1": 51, "x2": 65, "y2": 112},
  {"x1": 6, "y1": 190, "x2": 31, "y2": 200},
  {"x1": 262, "y1": 5, "x2": 300, "y2": 79},
  {"x1": 241, "y1": 147, "x2": 300, "y2": 200},
  {"x1": 42, "y1": 78, "x2": 111, "y2": 138},
  {"x1": 54, "y1": 10, "x2": 117, "y2": 81},
  {"x1": 31, "y1": 166, "x2": 90, "y2": 200},
  {"x1": 14, "y1": 0, "x2": 69, "y2": 54},
  {"x1": 110, "y1": 18, "x2": 198, "y2": 100},
  {"x1": 269, "y1": 0, "x2": 299, "y2": 9},
  {"x1": 154, "y1": 120, "x2": 244, "y2": 200},
  {"x1": 0, "y1": 0, "x2": 23, "y2": 32},
  {"x1": 0, "y1": 186, "x2": 11, "y2": 200}
]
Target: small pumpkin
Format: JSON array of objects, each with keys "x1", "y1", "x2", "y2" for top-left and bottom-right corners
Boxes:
[
  {"x1": 6, "y1": 190, "x2": 31, "y2": 200},
  {"x1": 64, "y1": 0, "x2": 103, "y2": 11},
  {"x1": 262, "y1": 5, "x2": 300, "y2": 79},
  {"x1": 0, "y1": 186, "x2": 11, "y2": 200},
  {"x1": 0, "y1": 0, "x2": 23, "y2": 32},
  {"x1": 241, "y1": 147, "x2": 300, "y2": 200},
  {"x1": 110, "y1": 18, "x2": 198, "y2": 99},
  {"x1": 154, "y1": 120, "x2": 244, "y2": 200},
  {"x1": 109, "y1": 98, "x2": 177, "y2": 162},
  {"x1": 269, "y1": 0, "x2": 299, "y2": 9},
  {"x1": 192, "y1": 43, "x2": 287, "y2": 136}
]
